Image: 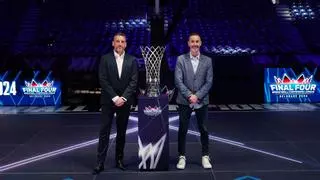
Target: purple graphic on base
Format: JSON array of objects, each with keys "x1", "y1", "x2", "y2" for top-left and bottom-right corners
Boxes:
[{"x1": 138, "y1": 95, "x2": 169, "y2": 170}]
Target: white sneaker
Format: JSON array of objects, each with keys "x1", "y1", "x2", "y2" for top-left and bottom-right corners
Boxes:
[
  {"x1": 202, "y1": 155, "x2": 212, "y2": 169},
  {"x1": 176, "y1": 156, "x2": 186, "y2": 169}
]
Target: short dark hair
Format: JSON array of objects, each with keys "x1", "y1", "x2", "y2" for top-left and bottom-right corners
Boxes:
[
  {"x1": 189, "y1": 32, "x2": 201, "y2": 39},
  {"x1": 113, "y1": 32, "x2": 126, "y2": 39}
]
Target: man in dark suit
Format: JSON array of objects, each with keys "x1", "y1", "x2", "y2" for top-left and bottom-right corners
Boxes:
[
  {"x1": 93, "y1": 32, "x2": 138, "y2": 174},
  {"x1": 174, "y1": 32, "x2": 213, "y2": 170}
]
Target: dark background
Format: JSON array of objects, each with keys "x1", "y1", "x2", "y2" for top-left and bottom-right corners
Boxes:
[{"x1": 1, "y1": 0, "x2": 320, "y2": 107}]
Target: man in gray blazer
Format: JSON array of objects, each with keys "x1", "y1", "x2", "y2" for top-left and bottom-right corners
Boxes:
[{"x1": 174, "y1": 32, "x2": 213, "y2": 169}]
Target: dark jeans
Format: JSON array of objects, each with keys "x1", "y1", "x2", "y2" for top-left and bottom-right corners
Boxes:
[
  {"x1": 177, "y1": 104, "x2": 209, "y2": 156},
  {"x1": 96, "y1": 104, "x2": 130, "y2": 164}
]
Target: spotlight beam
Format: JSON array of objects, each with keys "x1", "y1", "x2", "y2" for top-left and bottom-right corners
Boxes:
[
  {"x1": 169, "y1": 125, "x2": 244, "y2": 146},
  {"x1": 168, "y1": 125, "x2": 302, "y2": 164},
  {"x1": 0, "y1": 127, "x2": 138, "y2": 172},
  {"x1": 0, "y1": 115, "x2": 303, "y2": 172}
]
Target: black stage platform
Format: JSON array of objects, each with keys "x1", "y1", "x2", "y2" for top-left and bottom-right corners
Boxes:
[{"x1": 1, "y1": 104, "x2": 320, "y2": 180}]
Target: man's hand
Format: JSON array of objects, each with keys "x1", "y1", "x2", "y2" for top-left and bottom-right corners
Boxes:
[
  {"x1": 188, "y1": 94, "x2": 198, "y2": 104},
  {"x1": 115, "y1": 97, "x2": 125, "y2": 107}
]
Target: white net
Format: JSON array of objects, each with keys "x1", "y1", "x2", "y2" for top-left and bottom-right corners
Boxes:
[{"x1": 140, "y1": 46, "x2": 166, "y2": 97}]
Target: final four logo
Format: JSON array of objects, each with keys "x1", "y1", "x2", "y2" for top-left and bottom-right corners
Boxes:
[
  {"x1": 22, "y1": 79, "x2": 57, "y2": 98},
  {"x1": 143, "y1": 106, "x2": 162, "y2": 116},
  {"x1": 270, "y1": 73, "x2": 316, "y2": 98}
]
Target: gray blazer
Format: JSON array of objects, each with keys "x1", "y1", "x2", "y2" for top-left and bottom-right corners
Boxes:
[{"x1": 174, "y1": 53, "x2": 213, "y2": 105}]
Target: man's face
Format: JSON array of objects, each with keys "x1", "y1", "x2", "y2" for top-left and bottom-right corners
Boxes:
[
  {"x1": 112, "y1": 35, "x2": 127, "y2": 55},
  {"x1": 188, "y1": 35, "x2": 202, "y2": 55}
]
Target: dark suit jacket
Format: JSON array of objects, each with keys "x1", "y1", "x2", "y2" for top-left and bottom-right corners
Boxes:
[{"x1": 99, "y1": 52, "x2": 138, "y2": 106}]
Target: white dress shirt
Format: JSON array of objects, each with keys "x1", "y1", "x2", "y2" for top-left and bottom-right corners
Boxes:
[
  {"x1": 114, "y1": 50, "x2": 125, "y2": 78},
  {"x1": 112, "y1": 51, "x2": 127, "y2": 103},
  {"x1": 189, "y1": 52, "x2": 202, "y2": 109},
  {"x1": 190, "y1": 52, "x2": 200, "y2": 74}
]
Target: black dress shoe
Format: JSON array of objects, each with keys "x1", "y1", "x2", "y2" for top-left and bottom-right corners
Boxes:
[
  {"x1": 92, "y1": 163, "x2": 104, "y2": 175},
  {"x1": 116, "y1": 160, "x2": 126, "y2": 170}
]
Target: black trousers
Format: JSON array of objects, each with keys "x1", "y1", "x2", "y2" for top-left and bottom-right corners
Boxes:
[
  {"x1": 96, "y1": 104, "x2": 130, "y2": 164},
  {"x1": 177, "y1": 104, "x2": 209, "y2": 156}
]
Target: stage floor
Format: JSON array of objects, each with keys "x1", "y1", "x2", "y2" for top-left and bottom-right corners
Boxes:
[{"x1": 1, "y1": 107, "x2": 320, "y2": 180}]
